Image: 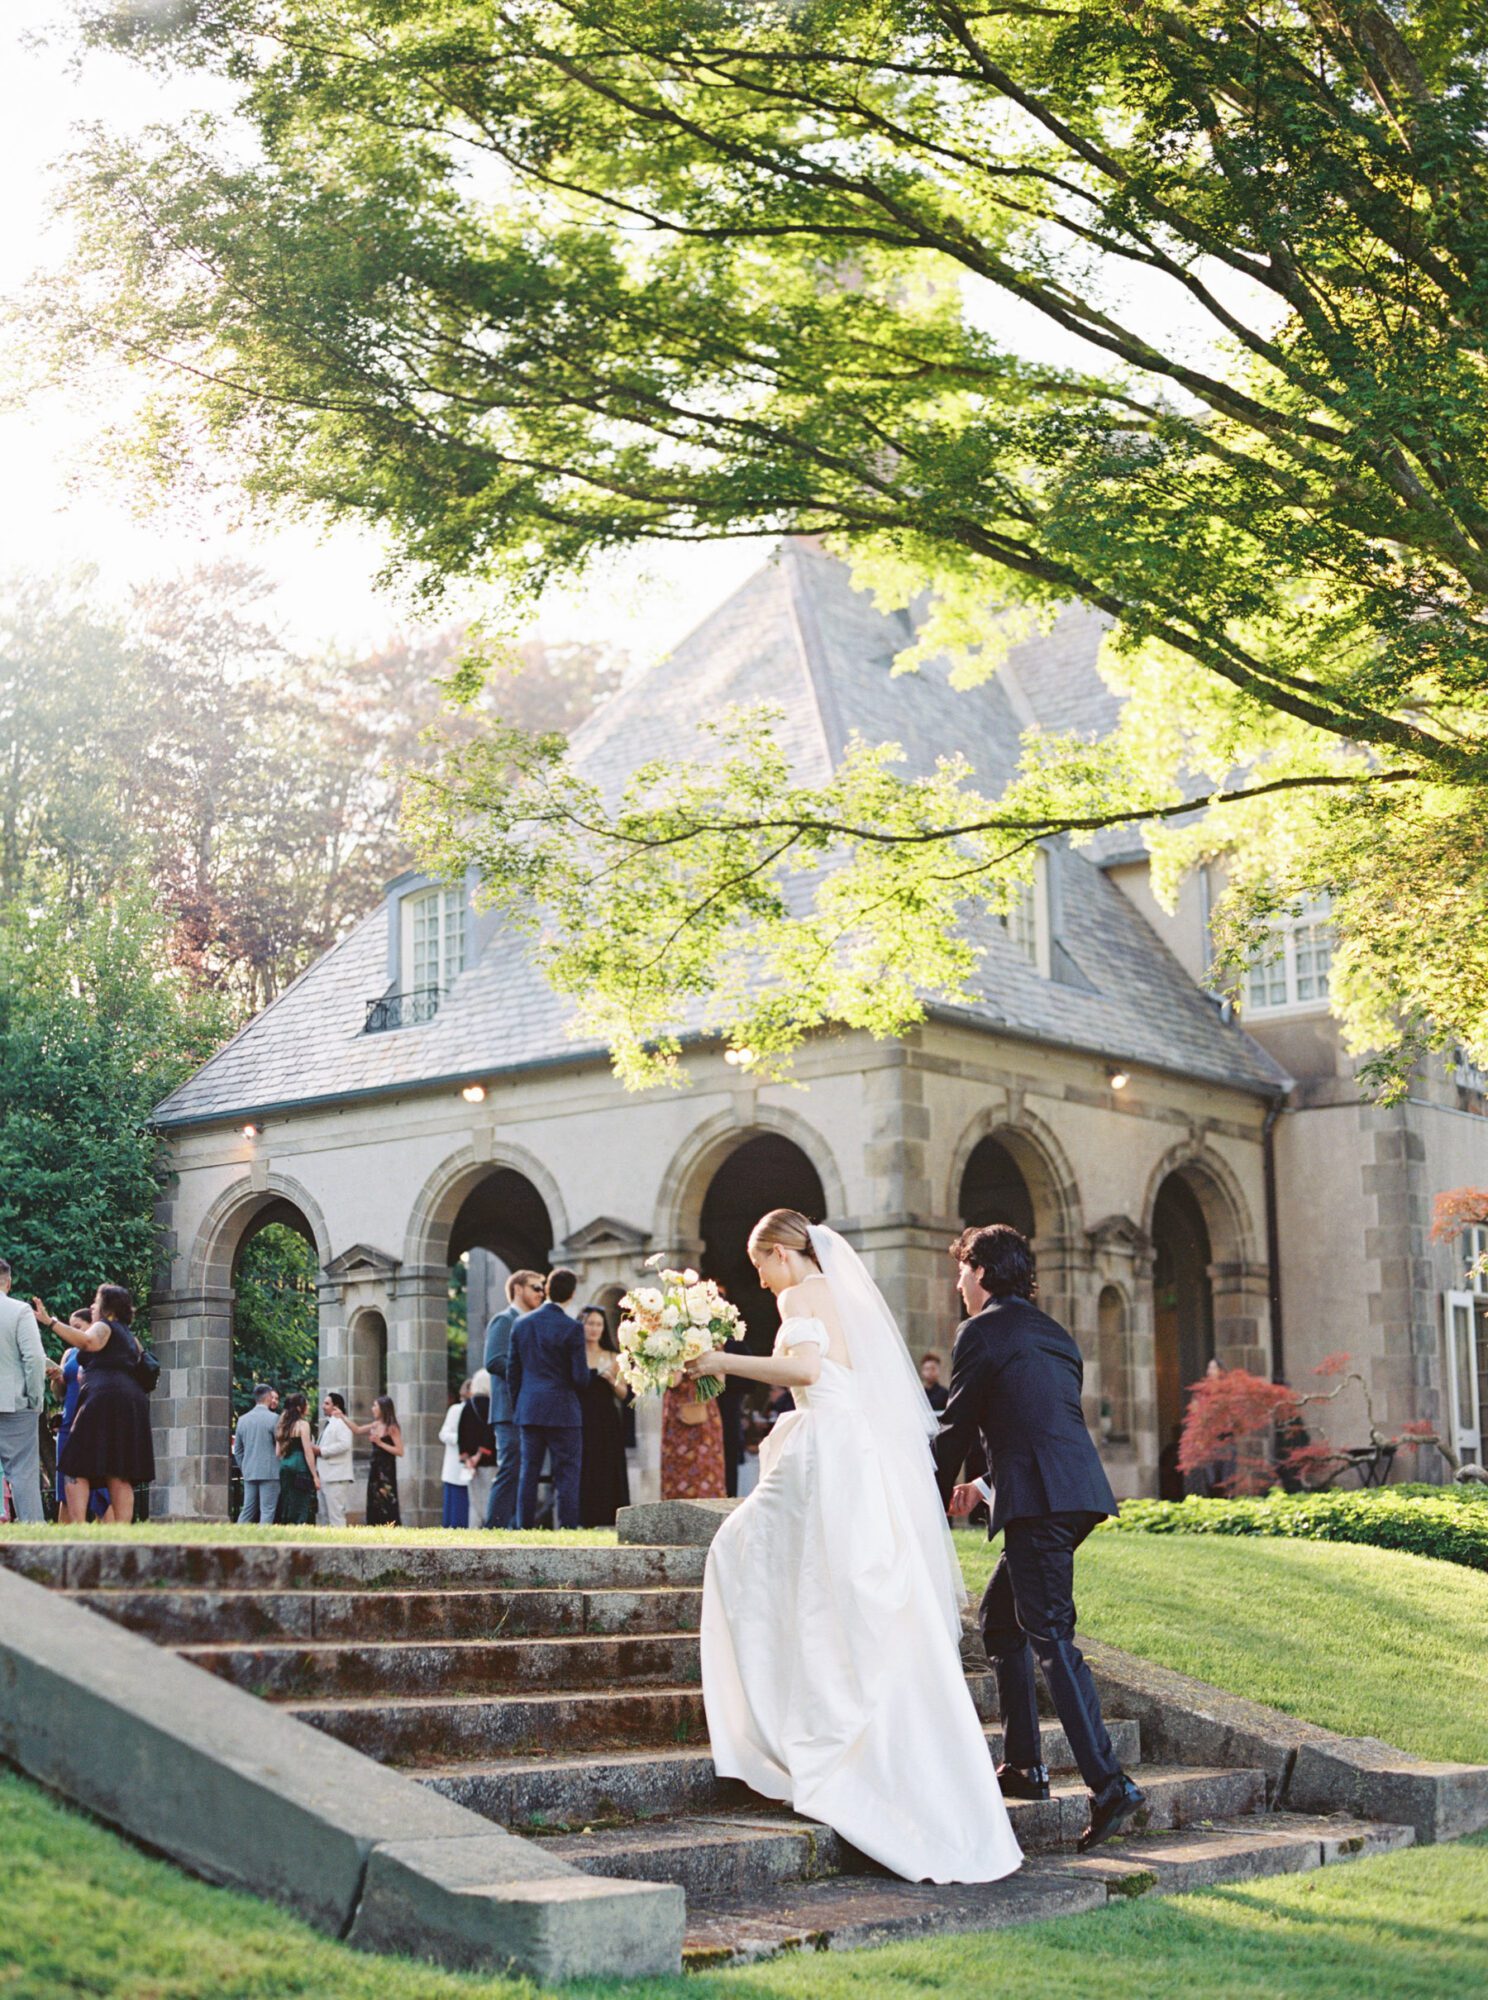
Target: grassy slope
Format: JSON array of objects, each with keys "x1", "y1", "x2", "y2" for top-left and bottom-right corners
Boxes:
[
  {"x1": 955, "y1": 1528, "x2": 1488, "y2": 1765},
  {"x1": 3, "y1": 1771, "x2": 1486, "y2": 2000}
]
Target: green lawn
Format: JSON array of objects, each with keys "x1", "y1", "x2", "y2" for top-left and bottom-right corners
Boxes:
[
  {"x1": 2, "y1": 1769, "x2": 1485, "y2": 2000},
  {"x1": 955, "y1": 1527, "x2": 1488, "y2": 1766}
]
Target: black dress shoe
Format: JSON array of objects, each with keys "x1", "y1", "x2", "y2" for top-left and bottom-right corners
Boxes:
[
  {"x1": 996, "y1": 1762, "x2": 1050, "y2": 1801},
  {"x1": 1078, "y1": 1773, "x2": 1147, "y2": 1850}
]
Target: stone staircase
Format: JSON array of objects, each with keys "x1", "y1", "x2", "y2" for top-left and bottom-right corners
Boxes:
[{"x1": 6, "y1": 1538, "x2": 1413, "y2": 1963}]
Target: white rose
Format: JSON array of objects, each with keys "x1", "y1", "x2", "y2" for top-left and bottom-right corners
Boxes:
[
  {"x1": 619, "y1": 1320, "x2": 641, "y2": 1351},
  {"x1": 681, "y1": 1268, "x2": 699, "y2": 1285},
  {"x1": 685, "y1": 1283, "x2": 712, "y2": 1323},
  {"x1": 681, "y1": 1328, "x2": 709, "y2": 1362},
  {"x1": 661, "y1": 1303, "x2": 681, "y2": 1328}
]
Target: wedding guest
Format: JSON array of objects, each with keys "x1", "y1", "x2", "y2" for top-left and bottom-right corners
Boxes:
[
  {"x1": 0, "y1": 1259, "x2": 46, "y2": 1523},
  {"x1": 461, "y1": 1369, "x2": 496, "y2": 1527},
  {"x1": 510, "y1": 1267, "x2": 587, "y2": 1529},
  {"x1": 37, "y1": 1284, "x2": 154, "y2": 1524},
  {"x1": 439, "y1": 1378, "x2": 476, "y2": 1528},
  {"x1": 232, "y1": 1384, "x2": 282, "y2": 1523},
  {"x1": 274, "y1": 1391, "x2": 320, "y2": 1525},
  {"x1": 920, "y1": 1350, "x2": 950, "y2": 1413},
  {"x1": 54, "y1": 1346, "x2": 111, "y2": 1522},
  {"x1": 577, "y1": 1306, "x2": 630, "y2": 1528},
  {"x1": 316, "y1": 1392, "x2": 356, "y2": 1527},
  {"x1": 660, "y1": 1380, "x2": 725, "y2": 1500},
  {"x1": 482, "y1": 1269, "x2": 545, "y2": 1529},
  {"x1": 353, "y1": 1394, "x2": 404, "y2": 1525}
]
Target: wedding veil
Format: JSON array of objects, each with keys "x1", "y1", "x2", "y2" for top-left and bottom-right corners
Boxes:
[{"x1": 808, "y1": 1223, "x2": 968, "y2": 1638}]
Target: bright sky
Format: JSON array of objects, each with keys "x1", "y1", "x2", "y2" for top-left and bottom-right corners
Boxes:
[
  {"x1": 1, "y1": 6, "x2": 1253, "y2": 665},
  {"x1": 0, "y1": 3, "x2": 760, "y2": 660}
]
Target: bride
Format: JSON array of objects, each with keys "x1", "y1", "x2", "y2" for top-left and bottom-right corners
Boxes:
[{"x1": 687, "y1": 1208, "x2": 1021, "y2": 1884}]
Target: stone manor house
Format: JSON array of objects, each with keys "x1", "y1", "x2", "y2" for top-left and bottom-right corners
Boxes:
[{"x1": 148, "y1": 542, "x2": 1488, "y2": 1520}]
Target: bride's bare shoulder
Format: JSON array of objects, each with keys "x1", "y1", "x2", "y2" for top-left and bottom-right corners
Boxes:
[{"x1": 779, "y1": 1273, "x2": 832, "y2": 1319}]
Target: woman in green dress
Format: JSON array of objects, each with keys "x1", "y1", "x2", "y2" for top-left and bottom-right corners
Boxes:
[{"x1": 274, "y1": 1392, "x2": 320, "y2": 1525}]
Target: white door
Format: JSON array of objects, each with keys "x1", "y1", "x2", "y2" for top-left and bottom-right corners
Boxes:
[{"x1": 1444, "y1": 1291, "x2": 1482, "y2": 1468}]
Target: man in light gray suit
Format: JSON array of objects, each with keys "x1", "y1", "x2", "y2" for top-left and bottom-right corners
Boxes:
[
  {"x1": 0, "y1": 1258, "x2": 47, "y2": 1522},
  {"x1": 483, "y1": 1269, "x2": 545, "y2": 1529},
  {"x1": 233, "y1": 1384, "x2": 282, "y2": 1523}
]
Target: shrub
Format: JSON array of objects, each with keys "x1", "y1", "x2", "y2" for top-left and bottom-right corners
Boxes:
[{"x1": 1110, "y1": 1485, "x2": 1488, "y2": 1571}]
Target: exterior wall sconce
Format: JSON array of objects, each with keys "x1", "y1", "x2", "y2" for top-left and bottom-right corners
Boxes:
[
  {"x1": 1107, "y1": 1068, "x2": 1130, "y2": 1091},
  {"x1": 461, "y1": 1084, "x2": 487, "y2": 1103},
  {"x1": 241, "y1": 1122, "x2": 263, "y2": 1139}
]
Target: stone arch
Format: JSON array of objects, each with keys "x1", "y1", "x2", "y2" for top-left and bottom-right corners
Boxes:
[
  {"x1": 1139, "y1": 1141, "x2": 1255, "y2": 1270},
  {"x1": 187, "y1": 1171, "x2": 333, "y2": 1293},
  {"x1": 1097, "y1": 1282, "x2": 1133, "y2": 1444},
  {"x1": 655, "y1": 1104, "x2": 847, "y2": 1251},
  {"x1": 945, "y1": 1105, "x2": 1083, "y2": 1245},
  {"x1": 403, "y1": 1140, "x2": 569, "y2": 1273}
]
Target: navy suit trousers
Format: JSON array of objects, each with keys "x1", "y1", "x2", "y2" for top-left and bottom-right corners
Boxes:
[
  {"x1": 979, "y1": 1510, "x2": 1121, "y2": 1794},
  {"x1": 517, "y1": 1423, "x2": 581, "y2": 1529}
]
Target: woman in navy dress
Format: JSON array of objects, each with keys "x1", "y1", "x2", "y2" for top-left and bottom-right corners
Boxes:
[
  {"x1": 35, "y1": 1284, "x2": 154, "y2": 1524},
  {"x1": 54, "y1": 1346, "x2": 112, "y2": 1523}
]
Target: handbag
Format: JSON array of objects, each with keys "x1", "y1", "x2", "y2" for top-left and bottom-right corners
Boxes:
[{"x1": 130, "y1": 1337, "x2": 161, "y2": 1394}]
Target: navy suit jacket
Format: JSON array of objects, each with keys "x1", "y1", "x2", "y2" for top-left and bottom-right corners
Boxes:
[
  {"x1": 482, "y1": 1303, "x2": 522, "y2": 1426},
  {"x1": 509, "y1": 1302, "x2": 588, "y2": 1430},
  {"x1": 932, "y1": 1296, "x2": 1116, "y2": 1536}
]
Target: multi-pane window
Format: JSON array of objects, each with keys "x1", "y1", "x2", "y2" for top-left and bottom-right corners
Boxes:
[
  {"x1": 1244, "y1": 897, "x2": 1333, "y2": 1013},
  {"x1": 410, "y1": 886, "x2": 466, "y2": 995},
  {"x1": 1003, "y1": 879, "x2": 1038, "y2": 967}
]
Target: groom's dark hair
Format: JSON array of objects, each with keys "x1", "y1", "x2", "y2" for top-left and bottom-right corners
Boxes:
[{"x1": 952, "y1": 1224, "x2": 1037, "y2": 1301}]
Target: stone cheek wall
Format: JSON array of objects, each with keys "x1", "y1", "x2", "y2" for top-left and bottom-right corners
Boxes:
[{"x1": 150, "y1": 1028, "x2": 1276, "y2": 1521}]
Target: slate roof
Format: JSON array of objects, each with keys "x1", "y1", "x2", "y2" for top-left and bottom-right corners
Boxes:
[{"x1": 153, "y1": 541, "x2": 1283, "y2": 1127}]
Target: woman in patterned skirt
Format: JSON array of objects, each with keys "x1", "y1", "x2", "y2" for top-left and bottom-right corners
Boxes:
[{"x1": 660, "y1": 1380, "x2": 725, "y2": 1499}]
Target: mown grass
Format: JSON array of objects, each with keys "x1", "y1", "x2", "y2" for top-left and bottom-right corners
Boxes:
[
  {"x1": 954, "y1": 1526, "x2": 1488, "y2": 1766},
  {"x1": 3, "y1": 1770, "x2": 1485, "y2": 2000}
]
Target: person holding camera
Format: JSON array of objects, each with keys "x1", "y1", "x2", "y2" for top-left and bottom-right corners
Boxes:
[{"x1": 33, "y1": 1283, "x2": 155, "y2": 1524}]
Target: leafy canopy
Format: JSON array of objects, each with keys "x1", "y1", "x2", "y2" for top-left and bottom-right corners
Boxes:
[{"x1": 57, "y1": 2, "x2": 1488, "y2": 1082}]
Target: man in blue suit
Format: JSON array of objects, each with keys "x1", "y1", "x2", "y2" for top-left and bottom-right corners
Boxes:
[
  {"x1": 934, "y1": 1223, "x2": 1145, "y2": 1853},
  {"x1": 482, "y1": 1268, "x2": 546, "y2": 1528},
  {"x1": 509, "y1": 1265, "x2": 588, "y2": 1529}
]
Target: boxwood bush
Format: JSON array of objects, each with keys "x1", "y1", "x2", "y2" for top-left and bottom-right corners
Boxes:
[{"x1": 1109, "y1": 1484, "x2": 1488, "y2": 1571}]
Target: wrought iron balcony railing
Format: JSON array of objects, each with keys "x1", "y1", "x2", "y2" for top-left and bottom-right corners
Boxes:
[{"x1": 364, "y1": 986, "x2": 441, "y2": 1034}]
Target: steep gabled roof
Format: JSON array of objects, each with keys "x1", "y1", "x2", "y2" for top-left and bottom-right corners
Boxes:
[{"x1": 152, "y1": 542, "x2": 1281, "y2": 1128}]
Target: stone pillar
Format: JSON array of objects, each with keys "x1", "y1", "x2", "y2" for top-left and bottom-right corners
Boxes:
[
  {"x1": 859, "y1": 1050, "x2": 955, "y2": 1353},
  {"x1": 1211, "y1": 1259, "x2": 1272, "y2": 1376},
  {"x1": 150, "y1": 1286, "x2": 234, "y2": 1520},
  {"x1": 1358, "y1": 1104, "x2": 1438, "y2": 1438},
  {"x1": 387, "y1": 1266, "x2": 449, "y2": 1525}
]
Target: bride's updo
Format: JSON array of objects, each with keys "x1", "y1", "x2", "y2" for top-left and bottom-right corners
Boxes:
[{"x1": 748, "y1": 1209, "x2": 821, "y2": 1263}]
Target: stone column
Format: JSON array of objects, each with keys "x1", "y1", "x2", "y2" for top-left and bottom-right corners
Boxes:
[
  {"x1": 150, "y1": 1286, "x2": 234, "y2": 1520},
  {"x1": 387, "y1": 1265, "x2": 449, "y2": 1525},
  {"x1": 1211, "y1": 1260, "x2": 1272, "y2": 1376}
]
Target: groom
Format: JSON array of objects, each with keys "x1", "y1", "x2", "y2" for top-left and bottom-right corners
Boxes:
[{"x1": 933, "y1": 1223, "x2": 1146, "y2": 1852}]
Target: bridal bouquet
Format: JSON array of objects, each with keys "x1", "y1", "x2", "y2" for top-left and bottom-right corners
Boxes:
[{"x1": 616, "y1": 1264, "x2": 741, "y2": 1402}]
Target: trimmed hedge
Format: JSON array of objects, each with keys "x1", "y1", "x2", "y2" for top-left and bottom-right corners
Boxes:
[{"x1": 1109, "y1": 1484, "x2": 1488, "y2": 1571}]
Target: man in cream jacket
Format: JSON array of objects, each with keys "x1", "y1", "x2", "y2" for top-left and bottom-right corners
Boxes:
[
  {"x1": 0, "y1": 1258, "x2": 46, "y2": 1522},
  {"x1": 316, "y1": 1391, "x2": 356, "y2": 1527}
]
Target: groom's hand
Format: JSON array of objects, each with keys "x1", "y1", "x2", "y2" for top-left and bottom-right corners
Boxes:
[{"x1": 947, "y1": 1482, "x2": 981, "y2": 1517}]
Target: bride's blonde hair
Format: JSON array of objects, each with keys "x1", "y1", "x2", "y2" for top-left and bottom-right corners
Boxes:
[{"x1": 748, "y1": 1208, "x2": 821, "y2": 1263}]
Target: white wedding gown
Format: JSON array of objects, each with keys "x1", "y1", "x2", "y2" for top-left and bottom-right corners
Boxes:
[{"x1": 701, "y1": 1315, "x2": 1022, "y2": 1883}]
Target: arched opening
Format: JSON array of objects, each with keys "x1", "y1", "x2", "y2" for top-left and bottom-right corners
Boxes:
[
  {"x1": 227, "y1": 1197, "x2": 320, "y2": 1516},
  {"x1": 1097, "y1": 1285, "x2": 1132, "y2": 1445},
  {"x1": 445, "y1": 1169, "x2": 553, "y2": 1391},
  {"x1": 698, "y1": 1134, "x2": 828, "y2": 1350},
  {"x1": 1152, "y1": 1172, "x2": 1215, "y2": 1497},
  {"x1": 347, "y1": 1308, "x2": 389, "y2": 1429},
  {"x1": 958, "y1": 1136, "x2": 1037, "y2": 1236}
]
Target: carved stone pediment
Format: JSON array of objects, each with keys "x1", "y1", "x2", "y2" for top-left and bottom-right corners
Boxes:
[
  {"x1": 323, "y1": 1242, "x2": 403, "y2": 1282},
  {"x1": 1087, "y1": 1214, "x2": 1150, "y2": 1257},
  {"x1": 559, "y1": 1215, "x2": 652, "y2": 1261}
]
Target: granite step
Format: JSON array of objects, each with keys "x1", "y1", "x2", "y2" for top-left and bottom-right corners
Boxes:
[
  {"x1": 681, "y1": 1814, "x2": 1415, "y2": 1964},
  {"x1": 533, "y1": 1767, "x2": 1264, "y2": 1893},
  {"x1": 69, "y1": 1584, "x2": 703, "y2": 1646},
  {"x1": 412, "y1": 1720, "x2": 1145, "y2": 1831},
  {"x1": 0, "y1": 1540, "x2": 707, "y2": 1595},
  {"x1": 178, "y1": 1632, "x2": 703, "y2": 1701},
  {"x1": 287, "y1": 1683, "x2": 712, "y2": 1762}
]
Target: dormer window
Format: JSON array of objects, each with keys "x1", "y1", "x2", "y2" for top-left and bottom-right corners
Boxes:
[
  {"x1": 411, "y1": 886, "x2": 466, "y2": 996},
  {"x1": 1244, "y1": 896, "x2": 1333, "y2": 1015},
  {"x1": 1000, "y1": 849, "x2": 1052, "y2": 978}
]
